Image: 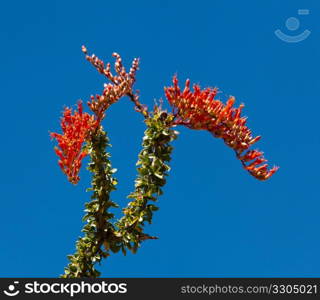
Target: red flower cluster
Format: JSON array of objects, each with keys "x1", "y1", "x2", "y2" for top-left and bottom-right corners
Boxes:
[
  {"x1": 50, "y1": 101, "x2": 99, "y2": 184},
  {"x1": 82, "y1": 46, "x2": 140, "y2": 120},
  {"x1": 164, "y1": 76, "x2": 279, "y2": 181}
]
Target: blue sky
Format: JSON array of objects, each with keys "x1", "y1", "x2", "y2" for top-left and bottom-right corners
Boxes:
[{"x1": 0, "y1": 0, "x2": 319, "y2": 277}]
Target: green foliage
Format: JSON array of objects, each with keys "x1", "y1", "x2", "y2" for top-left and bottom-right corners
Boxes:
[
  {"x1": 115, "y1": 109, "x2": 178, "y2": 254},
  {"x1": 61, "y1": 128, "x2": 118, "y2": 278},
  {"x1": 62, "y1": 109, "x2": 178, "y2": 277}
]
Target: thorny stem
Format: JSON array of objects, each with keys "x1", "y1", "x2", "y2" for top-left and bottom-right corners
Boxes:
[
  {"x1": 61, "y1": 109, "x2": 177, "y2": 277},
  {"x1": 61, "y1": 127, "x2": 118, "y2": 278},
  {"x1": 114, "y1": 109, "x2": 177, "y2": 253}
]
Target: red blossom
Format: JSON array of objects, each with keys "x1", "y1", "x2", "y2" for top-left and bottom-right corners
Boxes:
[
  {"x1": 82, "y1": 46, "x2": 143, "y2": 120},
  {"x1": 164, "y1": 76, "x2": 279, "y2": 181},
  {"x1": 50, "y1": 101, "x2": 99, "y2": 184}
]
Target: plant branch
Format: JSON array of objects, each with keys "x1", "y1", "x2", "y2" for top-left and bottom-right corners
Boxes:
[
  {"x1": 61, "y1": 127, "x2": 119, "y2": 278},
  {"x1": 115, "y1": 108, "x2": 178, "y2": 254}
]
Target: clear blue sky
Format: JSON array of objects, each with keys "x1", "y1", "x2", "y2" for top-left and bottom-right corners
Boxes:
[{"x1": 0, "y1": 0, "x2": 319, "y2": 277}]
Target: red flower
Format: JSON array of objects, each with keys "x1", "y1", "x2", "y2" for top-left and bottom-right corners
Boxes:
[
  {"x1": 164, "y1": 76, "x2": 279, "y2": 181},
  {"x1": 50, "y1": 101, "x2": 99, "y2": 184},
  {"x1": 82, "y1": 46, "x2": 140, "y2": 120}
]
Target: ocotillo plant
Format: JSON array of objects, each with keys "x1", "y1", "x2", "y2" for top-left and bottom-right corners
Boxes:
[{"x1": 50, "y1": 46, "x2": 279, "y2": 278}]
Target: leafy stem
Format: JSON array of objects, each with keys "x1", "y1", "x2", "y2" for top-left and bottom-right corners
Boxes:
[{"x1": 61, "y1": 127, "x2": 118, "y2": 278}]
